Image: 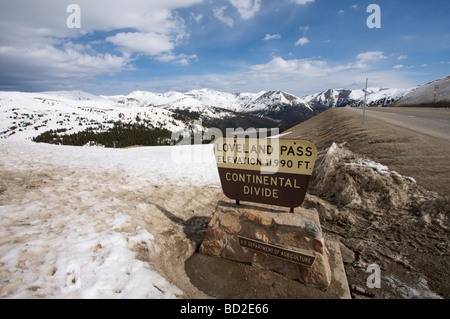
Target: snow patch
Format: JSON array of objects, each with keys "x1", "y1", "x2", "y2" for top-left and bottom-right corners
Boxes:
[
  {"x1": 311, "y1": 143, "x2": 431, "y2": 211},
  {"x1": 0, "y1": 139, "x2": 221, "y2": 298},
  {"x1": 344, "y1": 160, "x2": 417, "y2": 183},
  {"x1": 384, "y1": 275, "x2": 442, "y2": 299}
]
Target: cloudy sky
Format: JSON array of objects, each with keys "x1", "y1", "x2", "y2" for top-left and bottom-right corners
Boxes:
[{"x1": 0, "y1": 0, "x2": 449, "y2": 96}]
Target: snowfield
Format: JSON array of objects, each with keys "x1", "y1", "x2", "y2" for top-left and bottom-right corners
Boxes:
[{"x1": 0, "y1": 139, "x2": 220, "y2": 298}]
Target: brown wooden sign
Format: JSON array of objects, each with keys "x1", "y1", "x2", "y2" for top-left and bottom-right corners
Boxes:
[{"x1": 214, "y1": 138, "x2": 317, "y2": 208}]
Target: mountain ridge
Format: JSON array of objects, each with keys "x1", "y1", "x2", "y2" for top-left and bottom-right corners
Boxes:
[
  {"x1": 393, "y1": 76, "x2": 450, "y2": 108},
  {"x1": 0, "y1": 80, "x2": 431, "y2": 145}
]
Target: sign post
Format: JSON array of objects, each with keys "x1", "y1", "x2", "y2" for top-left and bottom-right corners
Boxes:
[
  {"x1": 363, "y1": 78, "x2": 368, "y2": 125},
  {"x1": 199, "y1": 136, "x2": 332, "y2": 288}
]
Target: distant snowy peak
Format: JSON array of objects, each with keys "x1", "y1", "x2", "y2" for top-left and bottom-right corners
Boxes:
[
  {"x1": 93, "y1": 86, "x2": 414, "y2": 112},
  {"x1": 303, "y1": 89, "x2": 352, "y2": 107},
  {"x1": 40, "y1": 90, "x2": 101, "y2": 101},
  {"x1": 183, "y1": 89, "x2": 250, "y2": 111},
  {"x1": 106, "y1": 89, "x2": 266, "y2": 113},
  {"x1": 243, "y1": 91, "x2": 311, "y2": 112},
  {"x1": 253, "y1": 91, "x2": 303, "y2": 105},
  {"x1": 108, "y1": 91, "x2": 185, "y2": 108},
  {"x1": 304, "y1": 87, "x2": 415, "y2": 108}
]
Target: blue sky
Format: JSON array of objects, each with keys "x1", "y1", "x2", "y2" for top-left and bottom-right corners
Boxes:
[{"x1": 0, "y1": 0, "x2": 449, "y2": 96}]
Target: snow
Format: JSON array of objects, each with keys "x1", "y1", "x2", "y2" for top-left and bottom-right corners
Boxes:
[
  {"x1": 395, "y1": 76, "x2": 450, "y2": 107},
  {"x1": 0, "y1": 91, "x2": 197, "y2": 141},
  {"x1": 0, "y1": 139, "x2": 220, "y2": 298},
  {"x1": 364, "y1": 88, "x2": 416, "y2": 105},
  {"x1": 345, "y1": 160, "x2": 417, "y2": 183},
  {"x1": 302, "y1": 87, "x2": 415, "y2": 108},
  {"x1": 1, "y1": 203, "x2": 176, "y2": 299},
  {"x1": 105, "y1": 89, "x2": 261, "y2": 113},
  {"x1": 384, "y1": 275, "x2": 442, "y2": 299},
  {"x1": 241, "y1": 90, "x2": 312, "y2": 112}
]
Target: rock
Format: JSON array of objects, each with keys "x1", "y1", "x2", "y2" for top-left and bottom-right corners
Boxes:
[
  {"x1": 199, "y1": 238, "x2": 224, "y2": 257},
  {"x1": 339, "y1": 242, "x2": 356, "y2": 264},
  {"x1": 220, "y1": 213, "x2": 241, "y2": 234},
  {"x1": 244, "y1": 209, "x2": 273, "y2": 226},
  {"x1": 198, "y1": 197, "x2": 332, "y2": 288}
]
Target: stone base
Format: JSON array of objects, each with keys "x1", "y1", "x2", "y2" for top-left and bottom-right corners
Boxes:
[{"x1": 199, "y1": 197, "x2": 332, "y2": 288}]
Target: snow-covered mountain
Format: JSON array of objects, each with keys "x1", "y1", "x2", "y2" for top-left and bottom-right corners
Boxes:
[
  {"x1": 0, "y1": 85, "x2": 416, "y2": 144},
  {"x1": 241, "y1": 91, "x2": 311, "y2": 112},
  {"x1": 107, "y1": 89, "x2": 261, "y2": 112},
  {"x1": 0, "y1": 91, "x2": 200, "y2": 142},
  {"x1": 304, "y1": 87, "x2": 416, "y2": 108},
  {"x1": 393, "y1": 76, "x2": 450, "y2": 107}
]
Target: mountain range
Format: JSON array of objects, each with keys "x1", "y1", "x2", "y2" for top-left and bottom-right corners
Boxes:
[{"x1": 0, "y1": 83, "x2": 425, "y2": 145}]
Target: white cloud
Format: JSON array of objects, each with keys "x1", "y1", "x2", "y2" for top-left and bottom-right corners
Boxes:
[
  {"x1": 242, "y1": 54, "x2": 414, "y2": 93},
  {"x1": 295, "y1": 37, "x2": 310, "y2": 46},
  {"x1": 352, "y1": 51, "x2": 388, "y2": 69},
  {"x1": 155, "y1": 53, "x2": 198, "y2": 65},
  {"x1": 213, "y1": 6, "x2": 234, "y2": 27},
  {"x1": 350, "y1": 4, "x2": 358, "y2": 9},
  {"x1": 191, "y1": 12, "x2": 203, "y2": 22},
  {"x1": 106, "y1": 32, "x2": 174, "y2": 56},
  {"x1": 263, "y1": 34, "x2": 281, "y2": 41},
  {"x1": 394, "y1": 64, "x2": 414, "y2": 70},
  {"x1": 0, "y1": 1, "x2": 202, "y2": 38},
  {"x1": 135, "y1": 53, "x2": 415, "y2": 96},
  {"x1": 290, "y1": 0, "x2": 315, "y2": 5},
  {"x1": 0, "y1": 42, "x2": 131, "y2": 89},
  {"x1": 356, "y1": 51, "x2": 388, "y2": 63},
  {"x1": 229, "y1": 0, "x2": 261, "y2": 20},
  {"x1": 338, "y1": 9, "x2": 346, "y2": 16},
  {"x1": 0, "y1": 0, "x2": 420, "y2": 96},
  {"x1": 251, "y1": 57, "x2": 327, "y2": 75},
  {"x1": 300, "y1": 25, "x2": 310, "y2": 35},
  {"x1": 0, "y1": 0, "x2": 204, "y2": 90},
  {"x1": 91, "y1": 49, "x2": 417, "y2": 96},
  {"x1": 243, "y1": 52, "x2": 412, "y2": 93},
  {"x1": 398, "y1": 55, "x2": 408, "y2": 61}
]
